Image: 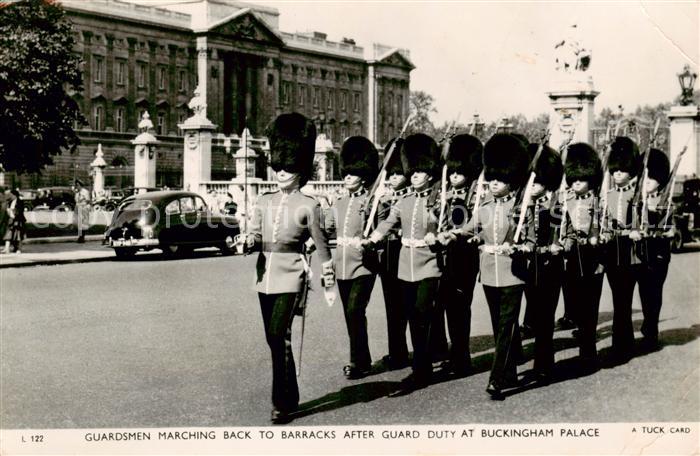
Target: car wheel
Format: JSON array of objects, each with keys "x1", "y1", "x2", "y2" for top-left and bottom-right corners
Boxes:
[
  {"x1": 220, "y1": 234, "x2": 238, "y2": 256},
  {"x1": 114, "y1": 247, "x2": 137, "y2": 259},
  {"x1": 105, "y1": 202, "x2": 116, "y2": 211},
  {"x1": 672, "y1": 230, "x2": 684, "y2": 252},
  {"x1": 162, "y1": 244, "x2": 191, "y2": 258},
  {"x1": 56, "y1": 203, "x2": 71, "y2": 212}
]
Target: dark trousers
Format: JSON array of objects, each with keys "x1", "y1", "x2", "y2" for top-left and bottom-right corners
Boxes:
[
  {"x1": 437, "y1": 262, "x2": 479, "y2": 368},
  {"x1": 524, "y1": 260, "x2": 563, "y2": 373},
  {"x1": 564, "y1": 272, "x2": 604, "y2": 359},
  {"x1": 559, "y1": 281, "x2": 578, "y2": 325},
  {"x1": 401, "y1": 278, "x2": 440, "y2": 380},
  {"x1": 638, "y1": 261, "x2": 669, "y2": 343},
  {"x1": 338, "y1": 275, "x2": 376, "y2": 369},
  {"x1": 606, "y1": 265, "x2": 643, "y2": 355},
  {"x1": 483, "y1": 285, "x2": 524, "y2": 386},
  {"x1": 379, "y1": 270, "x2": 409, "y2": 362},
  {"x1": 259, "y1": 292, "x2": 299, "y2": 412}
]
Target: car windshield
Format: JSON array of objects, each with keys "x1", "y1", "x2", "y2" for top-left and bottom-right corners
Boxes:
[{"x1": 119, "y1": 199, "x2": 153, "y2": 211}]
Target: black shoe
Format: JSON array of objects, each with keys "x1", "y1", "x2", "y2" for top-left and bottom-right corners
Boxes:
[
  {"x1": 556, "y1": 317, "x2": 576, "y2": 330},
  {"x1": 486, "y1": 382, "x2": 505, "y2": 400},
  {"x1": 77, "y1": 235, "x2": 85, "y2": 244},
  {"x1": 639, "y1": 337, "x2": 660, "y2": 353},
  {"x1": 270, "y1": 407, "x2": 294, "y2": 424},
  {"x1": 388, "y1": 374, "x2": 429, "y2": 398},
  {"x1": 343, "y1": 364, "x2": 370, "y2": 380},
  {"x1": 572, "y1": 328, "x2": 581, "y2": 339},
  {"x1": 578, "y1": 355, "x2": 599, "y2": 373},
  {"x1": 439, "y1": 360, "x2": 472, "y2": 377},
  {"x1": 520, "y1": 324, "x2": 534, "y2": 339}
]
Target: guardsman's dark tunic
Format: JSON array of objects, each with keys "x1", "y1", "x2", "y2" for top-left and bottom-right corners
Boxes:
[
  {"x1": 377, "y1": 186, "x2": 410, "y2": 367},
  {"x1": 524, "y1": 192, "x2": 564, "y2": 374},
  {"x1": 326, "y1": 188, "x2": 376, "y2": 372},
  {"x1": 371, "y1": 186, "x2": 442, "y2": 380},
  {"x1": 459, "y1": 192, "x2": 533, "y2": 388},
  {"x1": 562, "y1": 189, "x2": 605, "y2": 361},
  {"x1": 637, "y1": 191, "x2": 672, "y2": 346},
  {"x1": 603, "y1": 181, "x2": 643, "y2": 358},
  {"x1": 434, "y1": 186, "x2": 481, "y2": 372},
  {"x1": 249, "y1": 189, "x2": 333, "y2": 412}
]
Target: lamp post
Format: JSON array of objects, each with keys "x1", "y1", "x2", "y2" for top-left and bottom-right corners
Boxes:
[{"x1": 678, "y1": 64, "x2": 698, "y2": 106}]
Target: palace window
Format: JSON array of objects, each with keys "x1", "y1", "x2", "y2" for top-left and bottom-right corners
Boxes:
[
  {"x1": 281, "y1": 81, "x2": 291, "y2": 105},
  {"x1": 353, "y1": 125, "x2": 361, "y2": 136},
  {"x1": 353, "y1": 92, "x2": 361, "y2": 112},
  {"x1": 94, "y1": 57, "x2": 103, "y2": 82},
  {"x1": 116, "y1": 60, "x2": 126, "y2": 86},
  {"x1": 340, "y1": 126, "x2": 348, "y2": 140},
  {"x1": 299, "y1": 85, "x2": 306, "y2": 107},
  {"x1": 93, "y1": 105, "x2": 103, "y2": 131},
  {"x1": 327, "y1": 89, "x2": 334, "y2": 109},
  {"x1": 179, "y1": 70, "x2": 186, "y2": 92},
  {"x1": 158, "y1": 67, "x2": 166, "y2": 90},
  {"x1": 115, "y1": 108, "x2": 124, "y2": 132},
  {"x1": 340, "y1": 91, "x2": 347, "y2": 111},
  {"x1": 157, "y1": 113, "x2": 165, "y2": 135},
  {"x1": 313, "y1": 87, "x2": 320, "y2": 107},
  {"x1": 137, "y1": 63, "x2": 146, "y2": 88}
]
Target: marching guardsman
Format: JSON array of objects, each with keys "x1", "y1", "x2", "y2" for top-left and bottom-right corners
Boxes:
[
  {"x1": 433, "y1": 133, "x2": 483, "y2": 376},
  {"x1": 366, "y1": 133, "x2": 443, "y2": 395},
  {"x1": 601, "y1": 136, "x2": 642, "y2": 362},
  {"x1": 326, "y1": 136, "x2": 379, "y2": 379},
  {"x1": 240, "y1": 113, "x2": 335, "y2": 424},
  {"x1": 441, "y1": 133, "x2": 532, "y2": 399},
  {"x1": 376, "y1": 138, "x2": 410, "y2": 370},
  {"x1": 523, "y1": 143, "x2": 564, "y2": 382},
  {"x1": 633, "y1": 148, "x2": 672, "y2": 351},
  {"x1": 560, "y1": 143, "x2": 605, "y2": 369}
]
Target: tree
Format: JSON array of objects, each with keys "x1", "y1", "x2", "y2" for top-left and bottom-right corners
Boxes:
[
  {"x1": 408, "y1": 90, "x2": 438, "y2": 136},
  {"x1": 0, "y1": 0, "x2": 85, "y2": 174}
]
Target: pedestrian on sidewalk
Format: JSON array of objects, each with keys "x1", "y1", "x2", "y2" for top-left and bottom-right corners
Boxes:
[
  {"x1": 74, "y1": 180, "x2": 91, "y2": 243},
  {"x1": 0, "y1": 187, "x2": 9, "y2": 249},
  {"x1": 3, "y1": 189, "x2": 26, "y2": 254}
]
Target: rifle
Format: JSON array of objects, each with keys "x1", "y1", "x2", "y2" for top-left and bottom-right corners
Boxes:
[
  {"x1": 437, "y1": 116, "x2": 460, "y2": 230},
  {"x1": 631, "y1": 118, "x2": 661, "y2": 233},
  {"x1": 598, "y1": 118, "x2": 625, "y2": 236},
  {"x1": 512, "y1": 130, "x2": 551, "y2": 243},
  {"x1": 658, "y1": 136, "x2": 692, "y2": 230},
  {"x1": 555, "y1": 126, "x2": 577, "y2": 244},
  {"x1": 362, "y1": 115, "x2": 413, "y2": 238}
]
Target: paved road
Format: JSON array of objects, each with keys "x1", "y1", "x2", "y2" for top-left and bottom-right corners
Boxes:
[{"x1": 1, "y1": 248, "x2": 699, "y2": 428}]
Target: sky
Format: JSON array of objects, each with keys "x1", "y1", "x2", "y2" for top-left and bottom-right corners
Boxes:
[{"x1": 146, "y1": 0, "x2": 699, "y2": 124}]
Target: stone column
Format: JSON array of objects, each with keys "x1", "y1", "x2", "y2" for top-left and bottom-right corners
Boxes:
[
  {"x1": 367, "y1": 64, "x2": 376, "y2": 143},
  {"x1": 315, "y1": 133, "x2": 334, "y2": 181},
  {"x1": 667, "y1": 104, "x2": 700, "y2": 178},
  {"x1": 131, "y1": 113, "x2": 159, "y2": 190},
  {"x1": 196, "y1": 36, "x2": 208, "y2": 115},
  {"x1": 178, "y1": 93, "x2": 216, "y2": 194},
  {"x1": 229, "y1": 128, "x2": 261, "y2": 232},
  {"x1": 546, "y1": 76, "x2": 599, "y2": 150},
  {"x1": 90, "y1": 143, "x2": 108, "y2": 197}
]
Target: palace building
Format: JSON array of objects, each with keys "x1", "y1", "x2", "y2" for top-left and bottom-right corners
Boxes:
[{"x1": 13, "y1": 0, "x2": 413, "y2": 189}]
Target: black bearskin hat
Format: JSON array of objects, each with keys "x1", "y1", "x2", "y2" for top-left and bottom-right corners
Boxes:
[
  {"x1": 483, "y1": 133, "x2": 529, "y2": 187},
  {"x1": 267, "y1": 112, "x2": 316, "y2": 185},
  {"x1": 565, "y1": 142, "x2": 603, "y2": 189},
  {"x1": 647, "y1": 148, "x2": 671, "y2": 188},
  {"x1": 446, "y1": 134, "x2": 483, "y2": 183},
  {"x1": 530, "y1": 144, "x2": 563, "y2": 192},
  {"x1": 384, "y1": 137, "x2": 405, "y2": 176},
  {"x1": 340, "y1": 136, "x2": 379, "y2": 187},
  {"x1": 511, "y1": 132, "x2": 530, "y2": 148},
  {"x1": 400, "y1": 133, "x2": 440, "y2": 180},
  {"x1": 608, "y1": 136, "x2": 640, "y2": 175}
]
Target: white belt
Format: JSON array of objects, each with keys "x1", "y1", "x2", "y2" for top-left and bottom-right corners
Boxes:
[
  {"x1": 401, "y1": 238, "x2": 428, "y2": 248},
  {"x1": 480, "y1": 244, "x2": 506, "y2": 254},
  {"x1": 336, "y1": 236, "x2": 362, "y2": 248}
]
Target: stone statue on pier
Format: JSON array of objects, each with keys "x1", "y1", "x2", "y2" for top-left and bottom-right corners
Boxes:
[
  {"x1": 554, "y1": 24, "x2": 591, "y2": 73},
  {"x1": 188, "y1": 83, "x2": 208, "y2": 120}
]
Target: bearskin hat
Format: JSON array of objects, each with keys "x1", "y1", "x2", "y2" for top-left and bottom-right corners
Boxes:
[
  {"x1": 483, "y1": 133, "x2": 529, "y2": 187},
  {"x1": 446, "y1": 134, "x2": 483, "y2": 182},
  {"x1": 340, "y1": 136, "x2": 379, "y2": 187},
  {"x1": 608, "y1": 136, "x2": 640, "y2": 175},
  {"x1": 530, "y1": 144, "x2": 563, "y2": 191},
  {"x1": 647, "y1": 148, "x2": 671, "y2": 188},
  {"x1": 565, "y1": 142, "x2": 603, "y2": 189},
  {"x1": 511, "y1": 132, "x2": 530, "y2": 148},
  {"x1": 384, "y1": 137, "x2": 405, "y2": 177},
  {"x1": 400, "y1": 133, "x2": 440, "y2": 180},
  {"x1": 266, "y1": 112, "x2": 316, "y2": 185}
]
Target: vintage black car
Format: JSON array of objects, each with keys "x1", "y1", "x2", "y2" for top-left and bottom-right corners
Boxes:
[{"x1": 104, "y1": 190, "x2": 240, "y2": 259}]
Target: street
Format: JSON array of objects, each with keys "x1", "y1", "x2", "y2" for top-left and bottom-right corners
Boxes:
[{"x1": 1, "y1": 248, "x2": 699, "y2": 428}]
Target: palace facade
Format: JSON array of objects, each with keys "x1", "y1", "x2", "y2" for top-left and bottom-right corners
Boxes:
[{"x1": 13, "y1": 0, "x2": 413, "y2": 189}]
